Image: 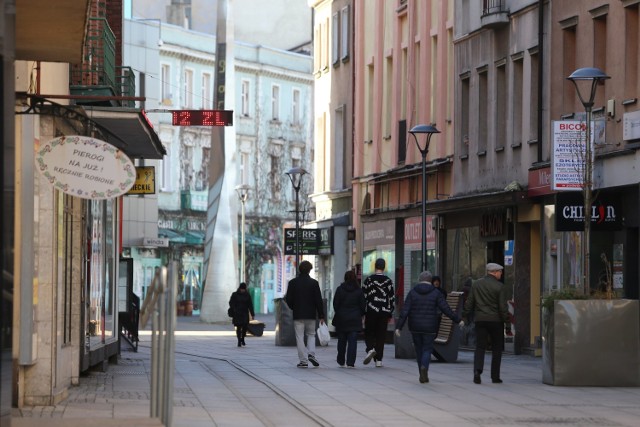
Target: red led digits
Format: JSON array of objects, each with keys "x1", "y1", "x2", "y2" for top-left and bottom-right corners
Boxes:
[{"x1": 171, "y1": 110, "x2": 233, "y2": 126}]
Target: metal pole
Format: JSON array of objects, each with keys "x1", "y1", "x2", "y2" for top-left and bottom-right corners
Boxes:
[
  {"x1": 240, "y1": 197, "x2": 246, "y2": 283},
  {"x1": 583, "y1": 107, "x2": 592, "y2": 295},
  {"x1": 421, "y1": 150, "x2": 427, "y2": 271},
  {"x1": 295, "y1": 187, "x2": 300, "y2": 274}
]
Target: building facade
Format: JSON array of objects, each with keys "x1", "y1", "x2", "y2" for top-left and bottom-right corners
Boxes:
[
  {"x1": 7, "y1": 0, "x2": 165, "y2": 407},
  {"x1": 309, "y1": 0, "x2": 354, "y2": 327},
  {"x1": 351, "y1": 0, "x2": 456, "y2": 337},
  {"x1": 234, "y1": 41, "x2": 314, "y2": 312},
  {"x1": 545, "y1": 1, "x2": 640, "y2": 302}
]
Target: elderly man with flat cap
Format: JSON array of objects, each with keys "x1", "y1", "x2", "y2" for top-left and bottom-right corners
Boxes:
[{"x1": 462, "y1": 262, "x2": 510, "y2": 384}]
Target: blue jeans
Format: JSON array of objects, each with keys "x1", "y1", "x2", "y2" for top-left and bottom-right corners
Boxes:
[
  {"x1": 336, "y1": 331, "x2": 358, "y2": 366},
  {"x1": 411, "y1": 332, "x2": 436, "y2": 371}
]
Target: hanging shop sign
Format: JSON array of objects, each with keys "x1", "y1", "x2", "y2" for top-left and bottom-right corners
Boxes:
[
  {"x1": 555, "y1": 192, "x2": 623, "y2": 231},
  {"x1": 284, "y1": 227, "x2": 332, "y2": 255},
  {"x1": 36, "y1": 135, "x2": 135, "y2": 200},
  {"x1": 128, "y1": 166, "x2": 156, "y2": 195}
]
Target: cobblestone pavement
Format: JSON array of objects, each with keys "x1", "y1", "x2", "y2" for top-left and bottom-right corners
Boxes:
[{"x1": 12, "y1": 314, "x2": 640, "y2": 427}]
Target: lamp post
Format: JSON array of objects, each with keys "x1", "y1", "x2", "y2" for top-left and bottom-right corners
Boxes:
[
  {"x1": 567, "y1": 67, "x2": 610, "y2": 295},
  {"x1": 285, "y1": 167, "x2": 308, "y2": 274},
  {"x1": 235, "y1": 184, "x2": 250, "y2": 283},
  {"x1": 408, "y1": 124, "x2": 440, "y2": 271}
]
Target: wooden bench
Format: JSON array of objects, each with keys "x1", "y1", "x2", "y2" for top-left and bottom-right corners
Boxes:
[{"x1": 433, "y1": 291, "x2": 464, "y2": 362}]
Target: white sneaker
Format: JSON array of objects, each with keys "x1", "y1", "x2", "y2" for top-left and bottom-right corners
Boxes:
[
  {"x1": 375, "y1": 360, "x2": 383, "y2": 367},
  {"x1": 363, "y1": 349, "x2": 376, "y2": 365}
]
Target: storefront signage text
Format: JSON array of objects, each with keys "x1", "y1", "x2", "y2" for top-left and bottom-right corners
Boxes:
[
  {"x1": 555, "y1": 192, "x2": 622, "y2": 231},
  {"x1": 128, "y1": 166, "x2": 156, "y2": 195},
  {"x1": 36, "y1": 135, "x2": 135, "y2": 200},
  {"x1": 284, "y1": 227, "x2": 333, "y2": 255},
  {"x1": 479, "y1": 211, "x2": 508, "y2": 241}
]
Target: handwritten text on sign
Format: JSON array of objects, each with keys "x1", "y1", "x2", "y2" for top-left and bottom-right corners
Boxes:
[{"x1": 36, "y1": 135, "x2": 136, "y2": 200}]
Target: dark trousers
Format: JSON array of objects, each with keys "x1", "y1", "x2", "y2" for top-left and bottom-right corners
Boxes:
[
  {"x1": 364, "y1": 312, "x2": 388, "y2": 361},
  {"x1": 236, "y1": 325, "x2": 248, "y2": 342},
  {"x1": 474, "y1": 321, "x2": 504, "y2": 379},
  {"x1": 336, "y1": 331, "x2": 358, "y2": 367},
  {"x1": 411, "y1": 332, "x2": 436, "y2": 371}
]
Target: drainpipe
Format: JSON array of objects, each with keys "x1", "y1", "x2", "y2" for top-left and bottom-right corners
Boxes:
[{"x1": 537, "y1": 0, "x2": 544, "y2": 163}]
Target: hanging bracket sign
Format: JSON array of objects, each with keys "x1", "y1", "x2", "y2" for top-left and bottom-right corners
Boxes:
[{"x1": 36, "y1": 135, "x2": 136, "y2": 200}]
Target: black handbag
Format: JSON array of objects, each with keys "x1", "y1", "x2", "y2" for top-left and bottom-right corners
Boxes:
[{"x1": 227, "y1": 307, "x2": 234, "y2": 317}]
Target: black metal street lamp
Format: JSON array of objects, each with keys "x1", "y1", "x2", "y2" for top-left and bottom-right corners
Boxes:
[
  {"x1": 235, "y1": 184, "x2": 250, "y2": 283},
  {"x1": 408, "y1": 124, "x2": 440, "y2": 271},
  {"x1": 285, "y1": 167, "x2": 308, "y2": 274},
  {"x1": 567, "y1": 67, "x2": 610, "y2": 294}
]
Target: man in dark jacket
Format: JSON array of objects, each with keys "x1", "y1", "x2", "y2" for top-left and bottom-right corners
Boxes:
[
  {"x1": 395, "y1": 270, "x2": 462, "y2": 383},
  {"x1": 462, "y1": 262, "x2": 510, "y2": 384},
  {"x1": 285, "y1": 260, "x2": 325, "y2": 368},
  {"x1": 362, "y1": 258, "x2": 395, "y2": 367}
]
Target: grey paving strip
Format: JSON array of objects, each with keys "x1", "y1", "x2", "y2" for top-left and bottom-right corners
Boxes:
[{"x1": 168, "y1": 347, "x2": 332, "y2": 427}]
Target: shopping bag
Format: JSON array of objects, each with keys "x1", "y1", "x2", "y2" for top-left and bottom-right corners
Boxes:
[{"x1": 317, "y1": 322, "x2": 330, "y2": 346}]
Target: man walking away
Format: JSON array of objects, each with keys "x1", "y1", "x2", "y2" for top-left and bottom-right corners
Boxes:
[
  {"x1": 395, "y1": 271, "x2": 462, "y2": 383},
  {"x1": 362, "y1": 258, "x2": 395, "y2": 367},
  {"x1": 462, "y1": 262, "x2": 510, "y2": 384},
  {"x1": 285, "y1": 260, "x2": 325, "y2": 368}
]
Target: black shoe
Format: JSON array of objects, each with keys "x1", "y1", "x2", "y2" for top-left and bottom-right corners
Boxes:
[
  {"x1": 237, "y1": 342, "x2": 242, "y2": 347},
  {"x1": 492, "y1": 378, "x2": 503, "y2": 383},
  {"x1": 241, "y1": 339, "x2": 246, "y2": 346},
  {"x1": 308, "y1": 354, "x2": 320, "y2": 367},
  {"x1": 419, "y1": 367, "x2": 429, "y2": 384},
  {"x1": 473, "y1": 373, "x2": 481, "y2": 384},
  {"x1": 297, "y1": 362, "x2": 308, "y2": 368}
]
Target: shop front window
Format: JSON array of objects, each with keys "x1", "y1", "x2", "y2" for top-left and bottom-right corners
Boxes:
[
  {"x1": 86, "y1": 199, "x2": 117, "y2": 347},
  {"x1": 445, "y1": 227, "x2": 486, "y2": 290},
  {"x1": 543, "y1": 203, "x2": 620, "y2": 295}
]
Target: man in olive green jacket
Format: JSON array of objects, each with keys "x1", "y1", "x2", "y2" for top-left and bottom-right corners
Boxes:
[{"x1": 462, "y1": 262, "x2": 510, "y2": 384}]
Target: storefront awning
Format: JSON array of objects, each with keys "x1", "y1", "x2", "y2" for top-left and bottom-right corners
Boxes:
[
  {"x1": 185, "y1": 231, "x2": 204, "y2": 244},
  {"x1": 83, "y1": 107, "x2": 166, "y2": 160},
  {"x1": 158, "y1": 229, "x2": 185, "y2": 243}
]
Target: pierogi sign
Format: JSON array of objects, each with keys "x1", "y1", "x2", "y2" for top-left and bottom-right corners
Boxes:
[{"x1": 36, "y1": 135, "x2": 136, "y2": 200}]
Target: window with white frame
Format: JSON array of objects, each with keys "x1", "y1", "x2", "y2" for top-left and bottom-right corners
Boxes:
[
  {"x1": 201, "y1": 72, "x2": 212, "y2": 109},
  {"x1": 240, "y1": 150, "x2": 250, "y2": 185},
  {"x1": 241, "y1": 80, "x2": 250, "y2": 116},
  {"x1": 161, "y1": 64, "x2": 171, "y2": 104},
  {"x1": 341, "y1": 6, "x2": 350, "y2": 61},
  {"x1": 184, "y1": 69, "x2": 194, "y2": 108},
  {"x1": 292, "y1": 88, "x2": 301, "y2": 125},
  {"x1": 162, "y1": 142, "x2": 172, "y2": 191},
  {"x1": 271, "y1": 85, "x2": 280, "y2": 121}
]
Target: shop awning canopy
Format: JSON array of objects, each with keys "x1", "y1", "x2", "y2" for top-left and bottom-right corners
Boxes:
[{"x1": 83, "y1": 107, "x2": 166, "y2": 160}]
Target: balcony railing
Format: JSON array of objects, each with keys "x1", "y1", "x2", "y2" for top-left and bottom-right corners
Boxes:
[
  {"x1": 481, "y1": 0, "x2": 509, "y2": 29},
  {"x1": 117, "y1": 66, "x2": 136, "y2": 107},
  {"x1": 70, "y1": 18, "x2": 136, "y2": 107}
]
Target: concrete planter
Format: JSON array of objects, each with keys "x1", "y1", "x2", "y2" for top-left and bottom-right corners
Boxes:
[{"x1": 542, "y1": 299, "x2": 640, "y2": 386}]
